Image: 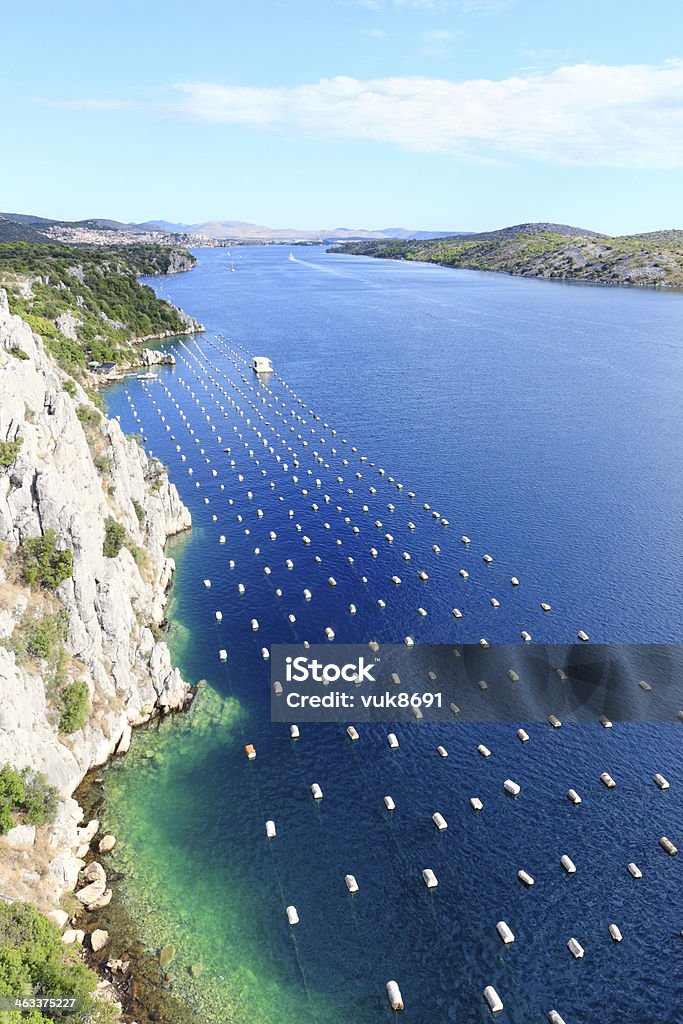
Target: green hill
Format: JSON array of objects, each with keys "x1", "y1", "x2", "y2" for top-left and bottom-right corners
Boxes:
[
  {"x1": 330, "y1": 223, "x2": 683, "y2": 289},
  {"x1": 0, "y1": 242, "x2": 200, "y2": 373}
]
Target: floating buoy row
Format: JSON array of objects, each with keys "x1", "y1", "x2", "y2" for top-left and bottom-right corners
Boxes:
[{"x1": 147, "y1": 333, "x2": 581, "y2": 638}]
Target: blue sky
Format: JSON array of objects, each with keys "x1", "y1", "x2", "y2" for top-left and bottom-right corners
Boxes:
[{"x1": 2, "y1": 0, "x2": 683, "y2": 233}]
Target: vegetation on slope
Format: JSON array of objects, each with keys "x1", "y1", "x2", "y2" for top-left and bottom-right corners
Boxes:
[
  {"x1": 331, "y1": 224, "x2": 683, "y2": 288},
  {"x1": 0, "y1": 242, "x2": 198, "y2": 373},
  {"x1": 0, "y1": 902, "x2": 115, "y2": 1023},
  {"x1": 0, "y1": 765, "x2": 57, "y2": 836}
]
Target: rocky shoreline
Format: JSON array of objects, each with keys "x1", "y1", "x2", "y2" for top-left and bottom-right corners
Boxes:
[{"x1": 0, "y1": 288, "x2": 196, "y2": 1019}]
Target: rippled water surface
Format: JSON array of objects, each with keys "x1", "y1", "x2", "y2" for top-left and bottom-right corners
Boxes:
[{"x1": 98, "y1": 247, "x2": 682, "y2": 1024}]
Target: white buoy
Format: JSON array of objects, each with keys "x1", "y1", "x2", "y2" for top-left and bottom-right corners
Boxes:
[
  {"x1": 511, "y1": 576, "x2": 519, "y2": 586},
  {"x1": 483, "y1": 986, "x2": 503, "y2": 1014},
  {"x1": 517, "y1": 728, "x2": 529, "y2": 743},
  {"x1": 567, "y1": 937, "x2": 584, "y2": 959},
  {"x1": 470, "y1": 797, "x2": 483, "y2": 811},
  {"x1": 518, "y1": 869, "x2": 534, "y2": 887},
  {"x1": 345, "y1": 874, "x2": 359, "y2": 893},
  {"x1": 496, "y1": 921, "x2": 515, "y2": 944},
  {"x1": 286, "y1": 906, "x2": 299, "y2": 925},
  {"x1": 567, "y1": 789, "x2": 582, "y2": 805},
  {"x1": 504, "y1": 779, "x2": 521, "y2": 796},
  {"x1": 203, "y1": 579, "x2": 212, "y2": 588},
  {"x1": 561, "y1": 855, "x2": 576, "y2": 874},
  {"x1": 384, "y1": 795, "x2": 395, "y2": 811},
  {"x1": 349, "y1": 603, "x2": 357, "y2": 615},
  {"x1": 609, "y1": 923, "x2": 622, "y2": 942},
  {"x1": 654, "y1": 773, "x2": 670, "y2": 790},
  {"x1": 219, "y1": 649, "x2": 228, "y2": 662},
  {"x1": 311, "y1": 783, "x2": 323, "y2": 801},
  {"x1": 290, "y1": 725, "x2": 300, "y2": 740},
  {"x1": 386, "y1": 980, "x2": 404, "y2": 1012},
  {"x1": 266, "y1": 820, "x2": 276, "y2": 838},
  {"x1": 388, "y1": 733, "x2": 399, "y2": 749},
  {"x1": 437, "y1": 745, "x2": 448, "y2": 758},
  {"x1": 432, "y1": 812, "x2": 448, "y2": 831},
  {"x1": 238, "y1": 583, "x2": 245, "y2": 594},
  {"x1": 215, "y1": 611, "x2": 223, "y2": 621},
  {"x1": 422, "y1": 868, "x2": 438, "y2": 889},
  {"x1": 478, "y1": 744, "x2": 492, "y2": 758}
]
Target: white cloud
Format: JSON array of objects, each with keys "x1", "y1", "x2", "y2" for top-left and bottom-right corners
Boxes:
[{"x1": 171, "y1": 62, "x2": 683, "y2": 168}]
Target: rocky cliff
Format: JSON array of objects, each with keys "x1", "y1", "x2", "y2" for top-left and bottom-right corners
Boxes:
[{"x1": 0, "y1": 288, "x2": 192, "y2": 916}]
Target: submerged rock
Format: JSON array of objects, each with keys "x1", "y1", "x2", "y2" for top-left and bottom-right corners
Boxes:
[{"x1": 159, "y1": 944, "x2": 176, "y2": 970}]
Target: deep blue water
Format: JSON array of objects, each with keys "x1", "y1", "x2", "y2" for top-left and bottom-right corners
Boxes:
[{"x1": 100, "y1": 247, "x2": 682, "y2": 1024}]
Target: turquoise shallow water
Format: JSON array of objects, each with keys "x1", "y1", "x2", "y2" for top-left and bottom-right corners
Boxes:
[{"x1": 98, "y1": 248, "x2": 682, "y2": 1024}]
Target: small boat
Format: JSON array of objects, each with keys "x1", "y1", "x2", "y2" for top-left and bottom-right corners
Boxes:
[{"x1": 288, "y1": 252, "x2": 296, "y2": 262}]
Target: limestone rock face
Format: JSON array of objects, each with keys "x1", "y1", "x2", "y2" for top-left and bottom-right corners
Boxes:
[
  {"x1": 141, "y1": 348, "x2": 176, "y2": 366},
  {"x1": 0, "y1": 288, "x2": 192, "y2": 911}
]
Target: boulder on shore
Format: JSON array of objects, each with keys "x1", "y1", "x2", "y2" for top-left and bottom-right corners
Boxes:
[
  {"x1": 98, "y1": 834, "x2": 117, "y2": 853},
  {"x1": 47, "y1": 908, "x2": 69, "y2": 930},
  {"x1": 91, "y1": 929, "x2": 110, "y2": 953},
  {"x1": 76, "y1": 880, "x2": 107, "y2": 907}
]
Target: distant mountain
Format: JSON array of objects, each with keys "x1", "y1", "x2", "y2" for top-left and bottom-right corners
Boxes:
[
  {"x1": 139, "y1": 219, "x2": 462, "y2": 242},
  {"x1": 0, "y1": 210, "x2": 464, "y2": 245}
]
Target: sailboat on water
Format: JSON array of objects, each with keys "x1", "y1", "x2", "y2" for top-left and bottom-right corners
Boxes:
[{"x1": 288, "y1": 251, "x2": 296, "y2": 262}]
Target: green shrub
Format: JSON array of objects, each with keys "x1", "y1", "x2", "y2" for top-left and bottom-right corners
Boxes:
[
  {"x1": 58, "y1": 680, "x2": 89, "y2": 733},
  {"x1": 23, "y1": 612, "x2": 68, "y2": 661},
  {"x1": 103, "y1": 516, "x2": 126, "y2": 558},
  {"x1": 131, "y1": 498, "x2": 145, "y2": 525},
  {"x1": 62, "y1": 379, "x2": 77, "y2": 397},
  {"x1": 75, "y1": 404, "x2": 101, "y2": 427},
  {"x1": 0, "y1": 764, "x2": 57, "y2": 833},
  {"x1": 0, "y1": 902, "x2": 102, "y2": 1024},
  {"x1": 127, "y1": 543, "x2": 147, "y2": 567},
  {"x1": 0, "y1": 438, "x2": 22, "y2": 468},
  {"x1": 94, "y1": 453, "x2": 110, "y2": 474},
  {"x1": 9, "y1": 345, "x2": 29, "y2": 360},
  {"x1": 19, "y1": 530, "x2": 73, "y2": 589}
]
